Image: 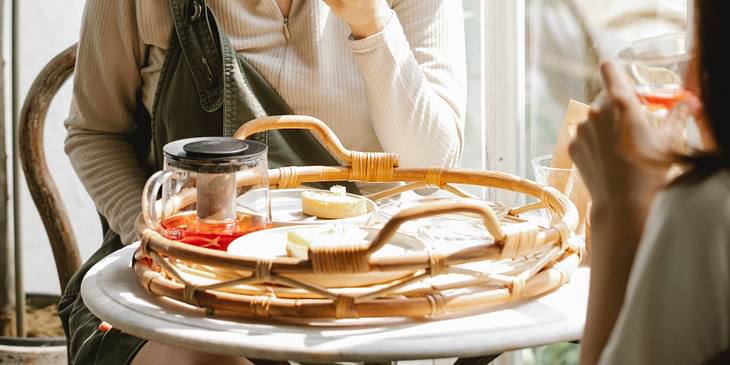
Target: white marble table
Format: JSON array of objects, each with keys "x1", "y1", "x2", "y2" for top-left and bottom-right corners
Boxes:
[{"x1": 81, "y1": 243, "x2": 589, "y2": 363}]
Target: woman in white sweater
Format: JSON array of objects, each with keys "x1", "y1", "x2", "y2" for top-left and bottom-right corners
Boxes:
[
  {"x1": 64, "y1": 0, "x2": 465, "y2": 245},
  {"x1": 60, "y1": 0, "x2": 465, "y2": 364}
]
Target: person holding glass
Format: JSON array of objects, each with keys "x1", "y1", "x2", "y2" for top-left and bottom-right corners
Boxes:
[
  {"x1": 60, "y1": 0, "x2": 466, "y2": 364},
  {"x1": 571, "y1": 0, "x2": 729, "y2": 363}
]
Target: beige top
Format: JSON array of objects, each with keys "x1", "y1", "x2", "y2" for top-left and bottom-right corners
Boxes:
[
  {"x1": 64, "y1": 0, "x2": 466, "y2": 243},
  {"x1": 599, "y1": 170, "x2": 730, "y2": 364}
]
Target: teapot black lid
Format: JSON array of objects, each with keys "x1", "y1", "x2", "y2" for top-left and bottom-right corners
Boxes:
[
  {"x1": 163, "y1": 137, "x2": 267, "y2": 173},
  {"x1": 182, "y1": 138, "x2": 249, "y2": 157}
]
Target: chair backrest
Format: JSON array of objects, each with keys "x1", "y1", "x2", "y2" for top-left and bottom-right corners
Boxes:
[{"x1": 18, "y1": 44, "x2": 80, "y2": 291}]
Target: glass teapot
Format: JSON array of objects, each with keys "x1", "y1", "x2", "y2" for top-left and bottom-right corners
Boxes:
[{"x1": 142, "y1": 137, "x2": 270, "y2": 250}]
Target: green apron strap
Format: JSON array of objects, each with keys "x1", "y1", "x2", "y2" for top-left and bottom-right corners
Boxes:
[{"x1": 168, "y1": 0, "x2": 223, "y2": 112}]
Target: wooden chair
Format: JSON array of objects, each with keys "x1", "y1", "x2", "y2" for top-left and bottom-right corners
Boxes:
[{"x1": 18, "y1": 44, "x2": 80, "y2": 292}]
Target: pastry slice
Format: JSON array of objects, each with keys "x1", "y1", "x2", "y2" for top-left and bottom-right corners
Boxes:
[
  {"x1": 286, "y1": 224, "x2": 368, "y2": 259},
  {"x1": 301, "y1": 185, "x2": 367, "y2": 219}
]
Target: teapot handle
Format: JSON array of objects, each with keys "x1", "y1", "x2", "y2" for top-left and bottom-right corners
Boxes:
[{"x1": 142, "y1": 170, "x2": 175, "y2": 231}]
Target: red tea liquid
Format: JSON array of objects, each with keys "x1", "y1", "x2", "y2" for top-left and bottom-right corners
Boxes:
[
  {"x1": 161, "y1": 211, "x2": 269, "y2": 250},
  {"x1": 636, "y1": 86, "x2": 687, "y2": 111}
]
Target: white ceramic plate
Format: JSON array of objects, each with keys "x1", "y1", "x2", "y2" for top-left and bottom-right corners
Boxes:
[
  {"x1": 227, "y1": 225, "x2": 424, "y2": 287},
  {"x1": 237, "y1": 188, "x2": 376, "y2": 226}
]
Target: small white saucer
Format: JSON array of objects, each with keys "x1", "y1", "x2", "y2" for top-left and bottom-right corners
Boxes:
[{"x1": 237, "y1": 188, "x2": 376, "y2": 226}]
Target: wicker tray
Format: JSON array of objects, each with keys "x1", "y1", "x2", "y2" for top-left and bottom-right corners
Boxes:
[{"x1": 133, "y1": 115, "x2": 582, "y2": 320}]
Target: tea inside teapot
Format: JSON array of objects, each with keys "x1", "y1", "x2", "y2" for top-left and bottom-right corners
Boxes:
[{"x1": 143, "y1": 137, "x2": 271, "y2": 250}]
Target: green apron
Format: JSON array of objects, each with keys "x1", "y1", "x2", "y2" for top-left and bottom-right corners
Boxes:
[
  {"x1": 145, "y1": 0, "x2": 353, "y2": 173},
  {"x1": 59, "y1": 0, "x2": 341, "y2": 363}
]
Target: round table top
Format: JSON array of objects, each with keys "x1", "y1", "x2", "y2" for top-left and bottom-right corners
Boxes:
[{"x1": 81, "y1": 243, "x2": 589, "y2": 363}]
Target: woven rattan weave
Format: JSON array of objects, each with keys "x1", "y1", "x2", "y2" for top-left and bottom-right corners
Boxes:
[{"x1": 133, "y1": 116, "x2": 582, "y2": 320}]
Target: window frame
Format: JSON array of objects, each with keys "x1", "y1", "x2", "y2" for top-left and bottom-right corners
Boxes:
[{"x1": 482, "y1": 1, "x2": 527, "y2": 204}]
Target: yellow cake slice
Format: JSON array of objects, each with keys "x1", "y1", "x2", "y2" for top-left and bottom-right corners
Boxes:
[
  {"x1": 286, "y1": 224, "x2": 369, "y2": 259},
  {"x1": 301, "y1": 185, "x2": 367, "y2": 219}
]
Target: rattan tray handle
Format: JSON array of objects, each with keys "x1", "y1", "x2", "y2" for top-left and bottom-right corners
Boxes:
[
  {"x1": 307, "y1": 202, "x2": 505, "y2": 274},
  {"x1": 233, "y1": 115, "x2": 349, "y2": 161},
  {"x1": 234, "y1": 116, "x2": 399, "y2": 182},
  {"x1": 367, "y1": 202, "x2": 504, "y2": 254}
]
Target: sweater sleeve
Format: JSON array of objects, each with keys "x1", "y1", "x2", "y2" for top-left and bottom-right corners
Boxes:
[
  {"x1": 64, "y1": 0, "x2": 148, "y2": 244},
  {"x1": 349, "y1": 0, "x2": 466, "y2": 168}
]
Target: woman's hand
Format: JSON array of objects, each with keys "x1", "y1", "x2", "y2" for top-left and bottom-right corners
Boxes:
[
  {"x1": 322, "y1": 0, "x2": 392, "y2": 39},
  {"x1": 574, "y1": 61, "x2": 669, "y2": 365},
  {"x1": 569, "y1": 61, "x2": 667, "y2": 214}
]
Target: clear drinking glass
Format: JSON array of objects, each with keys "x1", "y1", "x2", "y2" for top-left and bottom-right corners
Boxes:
[
  {"x1": 619, "y1": 33, "x2": 693, "y2": 124},
  {"x1": 619, "y1": 32, "x2": 701, "y2": 155},
  {"x1": 531, "y1": 155, "x2": 587, "y2": 233}
]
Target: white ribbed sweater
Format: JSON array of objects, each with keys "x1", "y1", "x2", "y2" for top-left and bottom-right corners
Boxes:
[{"x1": 64, "y1": 0, "x2": 466, "y2": 244}]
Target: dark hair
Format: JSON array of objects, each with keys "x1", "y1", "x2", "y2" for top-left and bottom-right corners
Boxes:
[{"x1": 674, "y1": 0, "x2": 730, "y2": 183}]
